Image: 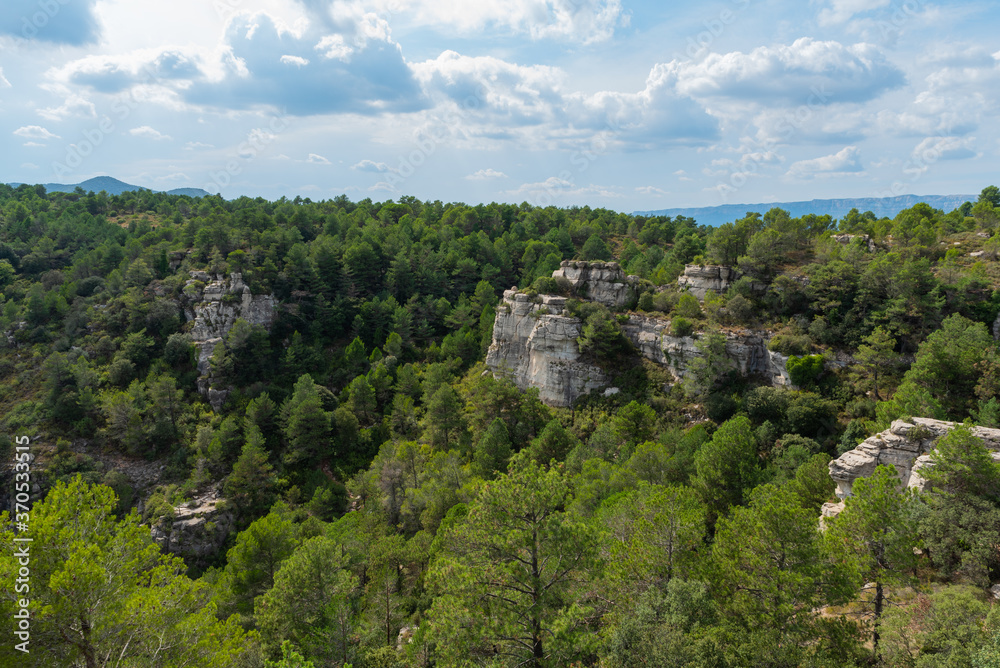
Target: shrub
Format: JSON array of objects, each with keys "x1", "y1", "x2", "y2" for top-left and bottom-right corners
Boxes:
[
  {"x1": 671, "y1": 317, "x2": 694, "y2": 338},
  {"x1": 786, "y1": 354, "x2": 824, "y2": 387},
  {"x1": 674, "y1": 293, "x2": 703, "y2": 319}
]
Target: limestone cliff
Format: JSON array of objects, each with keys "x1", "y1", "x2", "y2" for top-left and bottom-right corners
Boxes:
[
  {"x1": 822, "y1": 418, "x2": 1000, "y2": 519},
  {"x1": 551, "y1": 260, "x2": 639, "y2": 309},
  {"x1": 484, "y1": 290, "x2": 606, "y2": 407},
  {"x1": 184, "y1": 272, "x2": 276, "y2": 410}
]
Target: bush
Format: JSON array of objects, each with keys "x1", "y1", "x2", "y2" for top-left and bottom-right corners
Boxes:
[
  {"x1": 786, "y1": 354, "x2": 824, "y2": 387},
  {"x1": 674, "y1": 293, "x2": 703, "y2": 319},
  {"x1": 671, "y1": 317, "x2": 694, "y2": 338},
  {"x1": 531, "y1": 276, "x2": 559, "y2": 294}
]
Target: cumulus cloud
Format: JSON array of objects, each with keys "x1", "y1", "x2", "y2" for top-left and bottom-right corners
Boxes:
[
  {"x1": 669, "y1": 38, "x2": 904, "y2": 105},
  {"x1": 53, "y1": 49, "x2": 202, "y2": 94},
  {"x1": 14, "y1": 125, "x2": 60, "y2": 140},
  {"x1": 307, "y1": 153, "x2": 332, "y2": 164},
  {"x1": 352, "y1": 159, "x2": 393, "y2": 173},
  {"x1": 0, "y1": 0, "x2": 101, "y2": 45},
  {"x1": 129, "y1": 126, "x2": 172, "y2": 140},
  {"x1": 787, "y1": 146, "x2": 863, "y2": 178},
  {"x1": 466, "y1": 168, "x2": 507, "y2": 180},
  {"x1": 186, "y1": 13, "x2": 425, "y2": 115}
]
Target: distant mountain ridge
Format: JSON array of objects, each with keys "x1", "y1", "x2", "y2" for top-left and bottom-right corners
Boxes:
[
  {"x1": 635, "y1": 193, "x2": 977, "y2": 227},
  {"x1": 7, "y1": 176, "x2": 210, "y2": 198}
]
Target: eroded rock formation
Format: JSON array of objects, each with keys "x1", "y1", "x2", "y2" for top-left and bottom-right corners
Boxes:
[
  {"x1": 676, "y1": 264, "x2": 739, "y2": 299},
  {"x1": 485, "y1": 290, "x2": 606, "y2": 407},
  {"x1": 185, "y1": 272, "x2": 276, "y2": 410},
  {"x1": 822, "y1": 418, "x2": 1000, "y2": 519},
  {"x1": 551, "y1": 260, "x2": 639, "y2": 309}
]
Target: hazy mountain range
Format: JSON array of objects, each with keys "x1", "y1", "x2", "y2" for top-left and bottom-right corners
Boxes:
[
  {"x1": 635, "y1": 194, "x2": 977, "y2": 227},
  {"x1": 7, "y1": 176, "x2": 211, "y2": 198}
]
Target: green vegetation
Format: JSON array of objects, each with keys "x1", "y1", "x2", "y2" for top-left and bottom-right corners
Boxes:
[{"x1": 2, "y1": 183, "x2": 1000, "y2": 666}]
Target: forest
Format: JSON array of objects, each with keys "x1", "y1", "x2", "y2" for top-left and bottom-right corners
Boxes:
[{"x1": 0, "y1": 182, "x2": 999, "y2": 667}]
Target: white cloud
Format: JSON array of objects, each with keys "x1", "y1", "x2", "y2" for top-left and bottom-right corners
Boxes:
[
  {"x1": 352, "y1": 159, "x2": 393, "y2": 173},
  {"x1": 668, "y1": 38, "x2": 904, "y2": 105},
  {"x1": 129, "y1": 126, "x2": 172, "y2": 140},
  {"x1": 38, "y1": 93, "x2": 97, "y2": 121},
  {"x1": 0, "y1": 68, "x2": 9, "y2": 89},
  {"x1": 465, "y1": 168, "x2": 507, "y2": 180},
  {"x1": 787, "y1": 146, "x2": 863, "y2": 178},
  {"x1": 20, "y1": 163, "x2": 39, "y2": 170},
  {"x1": 911, "y1": 136, "x2": 978, "y2": 163},
  {"x1": 818, "y1": 0, "x2": 891, "y2": 26},
  {"x1": 14, "y1": 126, "x2": 60, "y2": 140},
  {"x1": 280, "y1": 55, "x2": 310, "y2": 67},
  {"x1": 388, "y1": 0, "x2": 626, "y2": 44},
  {"x1": 507, "y1": 177, "x2": 622, "y2": 200},
  {"x1": 369, "y1": 181, "x2": 398, "y2": 192},
  {"x1": 22, "y1": 142, "x2": 45, "y2": 148},
  {"x1": 636, "y1": 186, "x2": 666, "y2": 195},
  {"x1": 156, "y1": 172, "x2": 191, "y2": 182},
  {"x1": 307, "y1": 153, "x2": 332, "y2": 164},
  {"x1": 185, "y1": 141, "x2": 214, "y2": 150}
]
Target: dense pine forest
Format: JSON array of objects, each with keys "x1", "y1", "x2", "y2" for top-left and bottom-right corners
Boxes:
[{"x1": 2, "y1": 182, "x2": 1000, "y2": 667}]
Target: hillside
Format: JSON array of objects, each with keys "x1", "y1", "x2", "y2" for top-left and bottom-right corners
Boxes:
[
  {"x1": 1, "y1": 183, "x2": 1000, "y2": 667},
  {"x1": 7, "y1": 176, "x2": 211, "y2": 198},
  {"x1": 636, "y1": 193, "x2": 976, "y2": 227}
]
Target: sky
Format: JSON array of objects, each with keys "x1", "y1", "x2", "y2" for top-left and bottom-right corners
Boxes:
[{"x1": 0, "y1": 0, "x2": 997, "y2": 211}]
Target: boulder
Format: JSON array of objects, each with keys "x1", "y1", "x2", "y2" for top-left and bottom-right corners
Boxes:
[{"x1": 150, "y1": 484, "x2": 234, "y2": 565}]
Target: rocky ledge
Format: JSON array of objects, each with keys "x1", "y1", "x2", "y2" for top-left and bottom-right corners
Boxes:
[
  {"x1": 150, "y1": 484, "x2": 234, "y2": 565},
  {"x1": 822, "y1": 418, "x2": 1000, "y2": 518},
  {"x1": 676, "y1": 264, "x2": 740, "y2": 300}
]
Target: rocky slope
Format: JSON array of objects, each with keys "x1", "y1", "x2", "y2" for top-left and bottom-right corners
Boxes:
[
  {"x1": 822, "y1": 418, "x2": 1000, "y2": 519},
  {"x1": 149, "y1": 483, "x2": 234, "y2": 566},
  {"x1": 676, "y1": 264, "x2": 740, "y2": 299},
  {"x1": 184, "y1": 272, "x2": 276, "y2": 411}
]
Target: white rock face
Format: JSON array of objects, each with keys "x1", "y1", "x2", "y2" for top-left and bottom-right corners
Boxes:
[
  {"x1": 677, "y1": 264, "x2": 740, "y2": 299},
  {"x1": 551, "y1": 260, "x2": 639, "y2": 309},
  {"x1": 828, "y1": 417, "x2": 1000, "y2": 504},
  {"x1": 185, "y1": 272, "x2": 276, "y2": 410},
  {"x1": 620, "y1": 315, "x2": 793, "y2": 385},
  {"x1": 484, "y1": 290, "x2": 606, "y2": 407}
]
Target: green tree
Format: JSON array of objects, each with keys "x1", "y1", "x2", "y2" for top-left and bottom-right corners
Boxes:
[
  {"x1": 0, "y1": 478, "x2": 253, "y2": 667},
  {"x1": 472, "y1": 417, "x2": 512, "y2": 478},
  {"x1": 282, "y1": 374, "x2": 332, "y2": 466},
  {"x1": 424, "y1": 384, "x2": 466, "y2": 450},
  {"x1": 427, "y1": 457, "x2": 598, "y2": 666},
  {"x1": 690, "y1": 416, "x2": 762, "y2": 524},
  {"x1": 581, "y1": 233, "x2": 612, "y2": 261},
  {"x1": 224, "y1": 425, "x2": 277, "y2": 517},
  {"x1": 824, "y1": 465, "x2": 920, "y2": 663},
  {"x1": 711, "y1": 483, "x2": 856, "y2": 666},
  {"x1": 256, "y1": 536, "x2": 356, "y2": 667},
  {"x1": 850, "y1": 326, "x2": 902, "y2": 400},
  {"x1": 598, "y1": 482, "x2": 706, "y2": 591}
]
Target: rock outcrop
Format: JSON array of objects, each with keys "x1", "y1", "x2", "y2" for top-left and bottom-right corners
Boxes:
[
  {"x1": 677, "y1": 264, "x2": 739, "y2": 300},
  {"x1": 822, "y1": 418, "x2": 1000, "y2": 519},
  {"x1": 621, "y1": 315, "x2": 793, "y2": 386},
  {"x1": 485, "y1": 290, "x2": 606, "y2": 407},
  {"x1": 150, "y1": 484, "x2": 234, "y2": 565},
  {"x1": 551, "y1": 261, "x2": 639, "y2": 309},
  {"x1": 185, "y1": 272, "x2": 276, "y2": 410}
]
